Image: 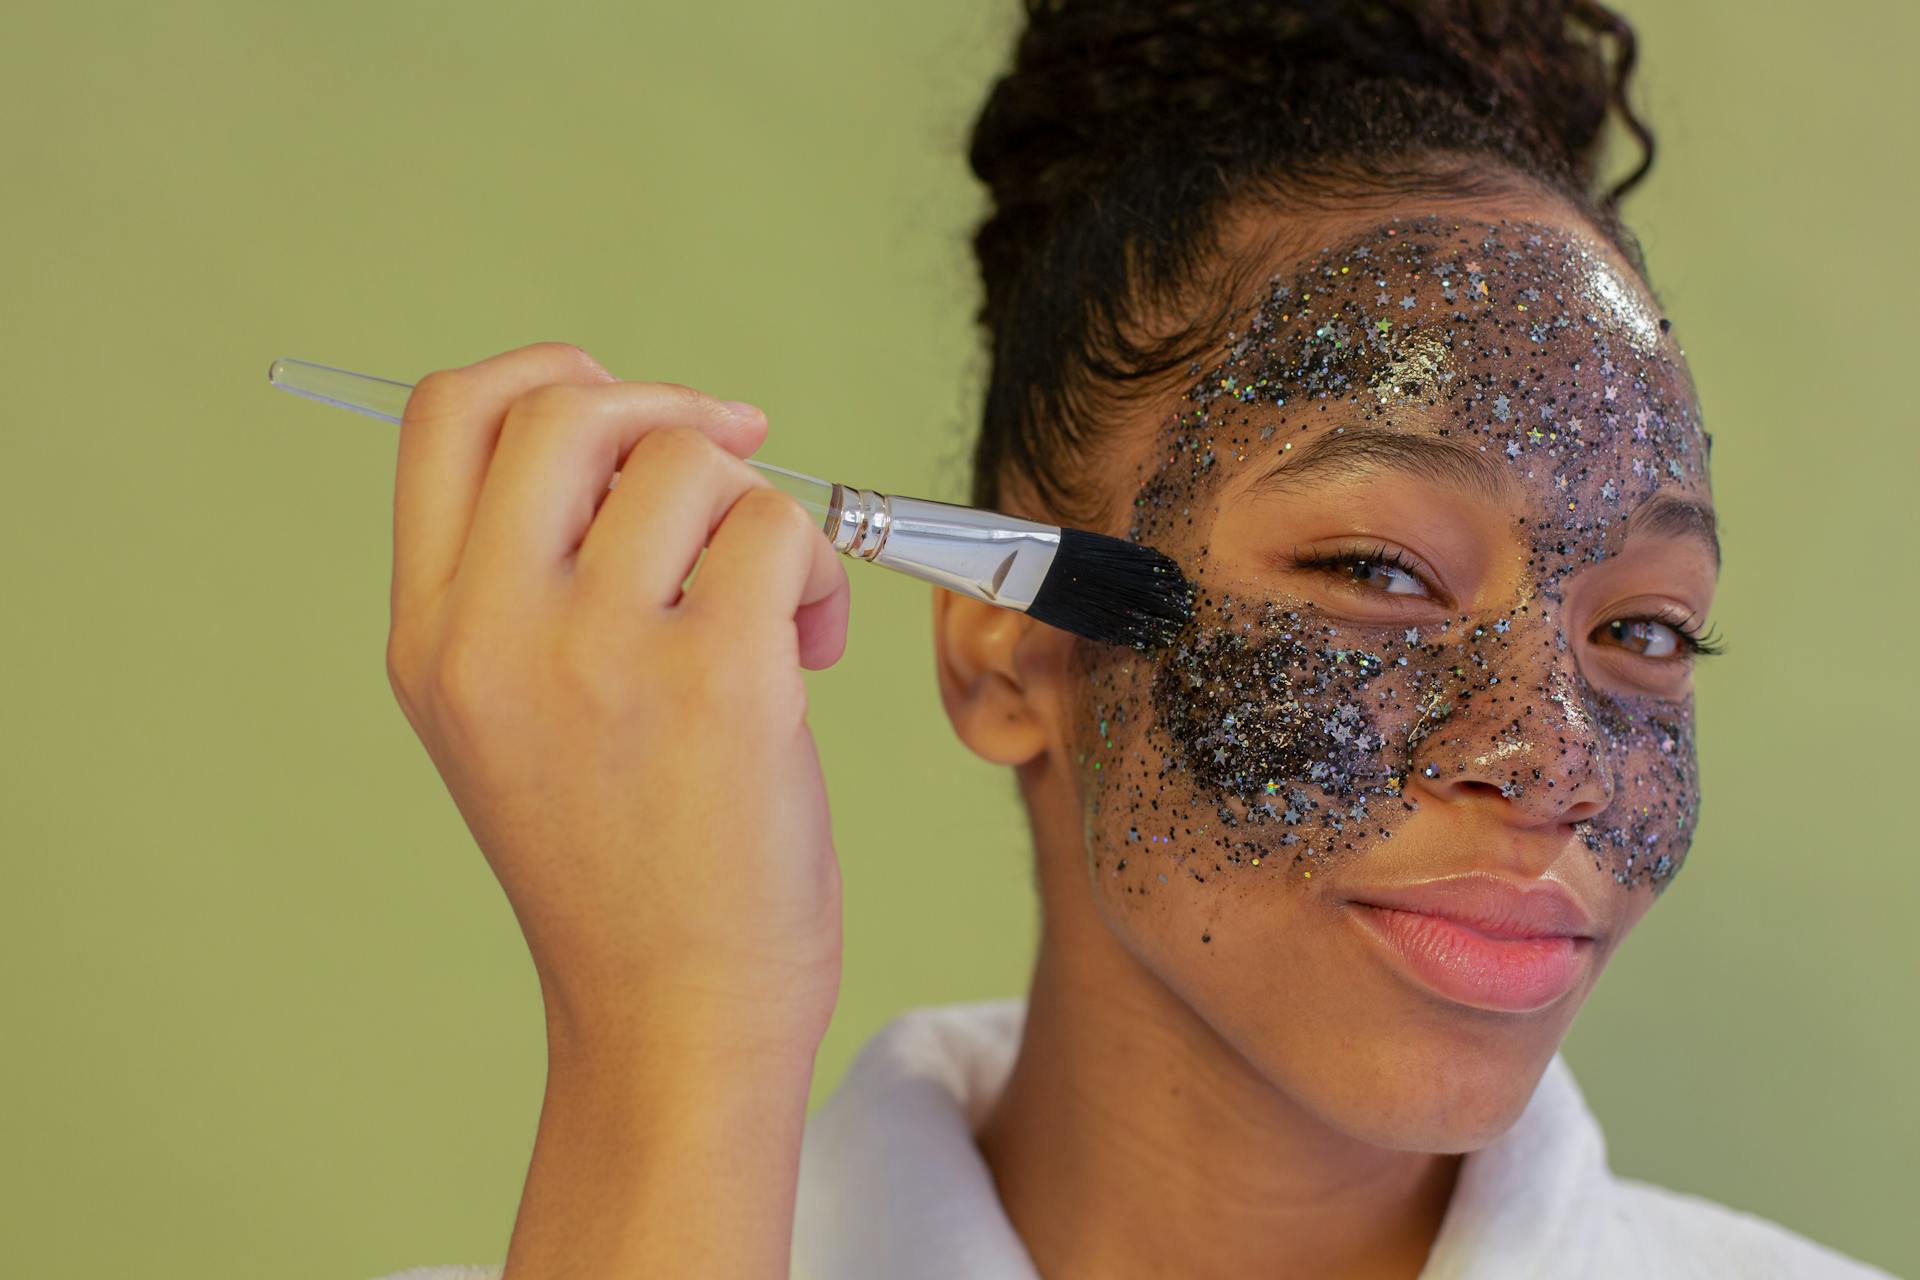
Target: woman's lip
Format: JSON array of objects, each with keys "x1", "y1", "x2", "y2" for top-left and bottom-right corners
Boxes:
[
  {"x1": 1344, "y1": 873, "x2": 1598, "y2": 940},
  {"x1": 1346, "y1": 903, "x2": 1593, "y2": 1013}
]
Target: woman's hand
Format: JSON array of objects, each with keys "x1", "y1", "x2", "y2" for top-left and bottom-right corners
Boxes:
[{"x1": 383, "y1": 342, "x2": 851, "y2": 1058}]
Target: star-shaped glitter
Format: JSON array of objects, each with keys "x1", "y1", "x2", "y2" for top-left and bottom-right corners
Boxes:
[
  {"x1": 1494, "y1": 619, "x2": 1511, "y2": 633},
  {"x1": 1263, "y1": 779, "x2": 1280, "y2": 795},
  {"x1": 1404, "y1": 627, "x2": 1421, "y2": 644},
  {"x1": 1493, "y1": 394, "x2": 1512, "y2": 421},
  {"x1": 1528, "y1": 427, "x2": 1545, "y2": 443},
  {"x1": 1212, "y1": 747, "x2": 1229, "y2": 764},
  {"x1": 1505, "y1": 441, "x2": 1522, "y2": 458},
  {"x1": 1400, "y1": 295, "x2": 1416, "y2": 309}
]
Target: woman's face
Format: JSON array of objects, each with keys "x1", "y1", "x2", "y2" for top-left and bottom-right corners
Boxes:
[{"x1": 1062, "y1": 208, "x2": 1718, "y2": 1150}]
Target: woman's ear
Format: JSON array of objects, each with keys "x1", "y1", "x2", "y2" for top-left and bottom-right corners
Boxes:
[{"x1": 933, "y1": 587, "x2": 1058, "y2": 766}]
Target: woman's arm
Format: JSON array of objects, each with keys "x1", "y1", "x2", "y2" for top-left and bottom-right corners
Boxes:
[{"x1": 502, "y1": 1026, "x2": 817, "y2": 1277}]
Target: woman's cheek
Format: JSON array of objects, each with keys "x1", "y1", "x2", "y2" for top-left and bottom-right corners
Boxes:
[
  {"x1": 1072, "y1": 593, "x2": 1441, "y2": 879},
  {"x1": 1572, "y1": 686, "x2": 1701, "y2": 889}
]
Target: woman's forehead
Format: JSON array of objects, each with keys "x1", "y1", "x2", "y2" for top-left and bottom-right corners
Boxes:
[{"x1": 1123, "y1": 212, "x2": 1714, "y2": 573}]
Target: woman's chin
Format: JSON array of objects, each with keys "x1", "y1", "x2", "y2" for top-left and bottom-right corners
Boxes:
[
  {"x1": 1334, "y1": 1061, "x2": 1547, "y2": 1154},
  {"x1": 1253, "y1": 1012, "x2": 1569, "y2": 1154},
  {"x1": 1183, "y1": 949, "x2": 1581, "y2": 1154}
]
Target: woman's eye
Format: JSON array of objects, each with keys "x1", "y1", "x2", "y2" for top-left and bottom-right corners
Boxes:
[
  {"x1": 1596, "y1": 617, "x2": 1683, "y2": 658},
  {"x1": 1342, "y1": 558, "x2": 1427, "y2": 595},
  {"x1": 1288, "y1": 545, "x2": 1436, "y2": 599}
]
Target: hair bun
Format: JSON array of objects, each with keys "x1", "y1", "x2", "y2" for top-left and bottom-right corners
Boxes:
[
  {"x1": 964, "y1": 0, "x2": 1655, "y2": 521},
  {"x1": 970, "y1": 0, "x2": 1646, "y2": 265}
]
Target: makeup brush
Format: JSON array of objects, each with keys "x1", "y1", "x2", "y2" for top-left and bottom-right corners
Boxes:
[{"x1": 267, "y1": 358, "x2": 1195, "y2": 649}]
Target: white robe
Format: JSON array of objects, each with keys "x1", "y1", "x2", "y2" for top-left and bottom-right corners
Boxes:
[{"x1": 372, "y1": 996, "x2": 1894, "y2": 1279}]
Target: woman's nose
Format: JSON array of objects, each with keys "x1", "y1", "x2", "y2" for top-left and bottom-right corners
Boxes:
[{"x1": 1406, "y1": 628, "x2": 1614, "y2": 830}]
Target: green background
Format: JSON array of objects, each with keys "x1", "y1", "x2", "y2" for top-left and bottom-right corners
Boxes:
[{"x1": 4, "y1": 3, "x2": 1914, "y2": 1276}]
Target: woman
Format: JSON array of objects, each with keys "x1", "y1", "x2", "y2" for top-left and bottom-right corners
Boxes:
[{"x1": 372, "y1": 2, "x2": 1890, "y2": 1277}]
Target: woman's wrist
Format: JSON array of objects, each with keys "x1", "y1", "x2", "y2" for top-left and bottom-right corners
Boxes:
[
  {"x1": 539, "y1": 972, "x2": 834, "y2": 1068},
  {"x1": 504, "y1": 1011, "x2": 820, "y2": 1279}
]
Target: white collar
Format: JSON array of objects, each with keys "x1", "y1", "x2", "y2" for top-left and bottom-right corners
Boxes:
[{"x1": 792, "y1": 995, "x2": 1613, "y2": 1279}]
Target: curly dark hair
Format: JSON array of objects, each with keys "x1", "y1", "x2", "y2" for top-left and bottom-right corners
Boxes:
[{"x1": 966, "y1": 0, "x2": 1656, "y2": 524}]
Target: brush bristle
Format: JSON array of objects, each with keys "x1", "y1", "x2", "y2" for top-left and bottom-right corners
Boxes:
[{"x1": 1025, "y1": 528, "x2": 1196, "y2": 649}]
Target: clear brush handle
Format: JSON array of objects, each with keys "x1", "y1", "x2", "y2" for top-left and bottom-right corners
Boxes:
[
  {"x1": 265, "y1": 356, "x2": 835, "y2": 526},
  {"x1": 267, "y1": 355, "x2": 1072, "y2": 612}
]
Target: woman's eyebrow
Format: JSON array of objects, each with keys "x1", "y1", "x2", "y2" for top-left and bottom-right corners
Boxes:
[
  {"x1": 1625, "y1": 491, "x2": 1721, "y2": 568},
  {"x1": 1244, "y1": 425, "x2": 1515, "y2": 503},
  {"x1": 1242, "y1": 423, "x2": 1721, "y2": 569}
]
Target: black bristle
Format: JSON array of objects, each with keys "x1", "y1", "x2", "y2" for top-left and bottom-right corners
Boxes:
[{"x1": 1026, "y1": 528, "x2": 1196, "y2": 649}]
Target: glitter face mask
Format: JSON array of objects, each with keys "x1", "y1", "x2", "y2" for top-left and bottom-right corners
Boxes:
[{"x1": 1074, "y1": 216, "x2": 1716, "y2": 894}]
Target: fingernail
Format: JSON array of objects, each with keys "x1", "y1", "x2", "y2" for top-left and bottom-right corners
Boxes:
[{"x1": 721, "y1": 399, "x2": 763, "y2": 420}]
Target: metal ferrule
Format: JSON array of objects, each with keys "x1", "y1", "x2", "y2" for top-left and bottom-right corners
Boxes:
[{"x1": 823, "y1": 485, "x2": 1062, "y2": 610}]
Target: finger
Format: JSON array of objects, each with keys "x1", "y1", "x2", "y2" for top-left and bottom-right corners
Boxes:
[
  {"x1": 686, "y1": 487, "x2": 850, "y2": 654},
  {"x1": 575, "y1": 424, "x2": 779, "y2": 607},
  {"x1": 461, "y1": 383, "x2": 767, "y2": 599},
  {"x1": 392, "y1": 342, "x2": 613, "y2": 621},
  {"x1": 793, "y1": 570, "x2": 852, "y2": 670}
]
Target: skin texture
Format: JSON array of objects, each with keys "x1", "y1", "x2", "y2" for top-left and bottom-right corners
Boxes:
[{"x1": 934, "y1": 189, "x2": 1719, "y2": 1278}]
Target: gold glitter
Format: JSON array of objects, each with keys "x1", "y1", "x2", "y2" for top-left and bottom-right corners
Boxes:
[{"x1": 1369, "y1": 327, "x2": 1454, "y2": 408}]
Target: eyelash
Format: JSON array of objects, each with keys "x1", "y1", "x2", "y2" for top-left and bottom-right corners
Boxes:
[{"x1": 1288, "y1": 543, "x2": 1727, "y2": 660}]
